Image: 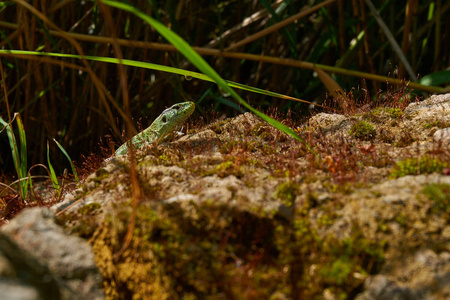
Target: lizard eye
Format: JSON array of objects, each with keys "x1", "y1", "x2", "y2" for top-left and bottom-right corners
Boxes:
[
  {"x1": 172, "y1": 105, "x2": 180, "y2": 110},
  {"x1": 162, "y1": 116, "x2": 167, "y2": 123}
]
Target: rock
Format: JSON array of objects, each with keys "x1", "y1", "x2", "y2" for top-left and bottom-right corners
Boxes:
[
  {"x1": 308, "y1": 113, "x2": 349, "y2": 133},
  {"x1": 0, "y1": 279, "x2": 40, "y2": 300},
  {"x1": 433, "y1": 127, "x2": 450, "y2": 144},
  {"x1": 0, "y1": 207, "x2": 104, "y2": 300},
  {"x1": 355, "y1": 275, "x2": 422, "y2": 300},
  {"x1": 404, "y1": 93, "x2": 450, "y2": 116},
  {"x1": 5, "y1": 94, "x2": 450, "y2": 299},
  {"x1": 356, "y1": 249, "x2": 450, "y2": 300}
]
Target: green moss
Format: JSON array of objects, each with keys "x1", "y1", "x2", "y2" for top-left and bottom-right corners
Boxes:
[
  {"x1": 93, "y1": 168, "x2": 110, "y2": 185},
  {"x1": 275, "y1": 215, "x2": 385, "y2": 298},
  {"x1": 203, "y1": 160, "x2": 243, "y2": 178},
  {"x1": 55, "y1": 203, "x2": 102, "y2": 239},
  {"x1": 349, "y1": 121, "x2": 376, "y2": 141},
  {"x1": 385, "y1": 108, "x2": 403, "y2": 119},
  {"x1": 422, "y1": 183, "x2": 450, "y2": 214},
  {"x1": 274, "y1": 181, "x2": 300, "y2": 207},
  {"x1": 77, "y1": 202, "x2": 102, "y2": 215},
  {"x1": 324, "y1": 181, "x2": 354, "y2": 195},
  {"x1": 158, "y1": 154, "x2": 169, "y2": 162},
  {"x1": 320, "y1": 258, "x2": 357, "y2": 286},
  {"x1": 390, "y1": 155, "x2": 448, "y2": 178},
  {"x1": 365, "y1": 107, "x2": 403, "y2": 123},
  {"x1": 423, "y1": 120, "x2": 450, "y2": 129}
]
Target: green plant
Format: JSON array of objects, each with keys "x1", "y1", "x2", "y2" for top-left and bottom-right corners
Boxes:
[
  {"x1": 0, "y1": 114, "x2": 28, "y2": 199},
  {"x1": 349, "y1": 121, "x2": 376, "y2": 141},
  {"x1": 385, "y1": 108, "x2": 403, "y2": 119},
  {"x1": 53, "y1": 139, "x2": 79, "y2": 182},
  {"x1": 390, "y1": 155, "x2": 448, "y2": 179},
  {"x1": 370, "y1": 107, "x2": 403, "y2": 119},
  {"x1": 423, "y1": 121, "x2": 450, "y2": 129},
  {"x1": 47, "y1": 140, "x2": 61, "y2": 196},
  {"x1": 422, "y1": 183, "x2": 450, "y2": 214},
  {"x1": 0, "y1": 113, "x2": 80, "y2": 203},
  {"x1": 274, "y1": 181, "x2": 300, "y2": 207}
]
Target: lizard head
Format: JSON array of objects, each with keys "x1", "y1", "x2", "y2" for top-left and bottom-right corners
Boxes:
[{"x1": 153, "y1": 101, "x2": 195, "y2": 139}]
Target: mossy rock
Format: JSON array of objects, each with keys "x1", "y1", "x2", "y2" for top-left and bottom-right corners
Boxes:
[
  {"x1": 349, "y1": 121, "x2": 376, "y2": 141},
  {"x1": 85, "y1": 197, "x2": 385, "y2": 299}
]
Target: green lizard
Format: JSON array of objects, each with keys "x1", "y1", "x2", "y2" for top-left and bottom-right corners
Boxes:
[{"x1": 115, "y1": 101, "x2": 195, "y2": 156}]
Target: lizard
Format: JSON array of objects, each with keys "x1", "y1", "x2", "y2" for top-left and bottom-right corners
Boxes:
[{"x1": 115, "y1": 101, "x2": 195, "y2": 156}]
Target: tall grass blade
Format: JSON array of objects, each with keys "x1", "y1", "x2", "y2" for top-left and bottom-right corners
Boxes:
[
  {"x1": 15, "y1": 114, "x2": 27, "y2": 181},
  {"x1": 47, "y1": 140, "x2": 61, "y2": 194},
  {"x1": 0, "y1": 114, "x2": 28, "y2": 199},
  {"x1": 0, "y1": 49, "x2": 311, "y2": 104},
  {"x1": 53, "y1": 138, "x2": 79, "y2": 182}
]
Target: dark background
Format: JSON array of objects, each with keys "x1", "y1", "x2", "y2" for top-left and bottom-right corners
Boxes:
[{"x1": 0, "y1": 0, "x2": 449, "y2": 176}]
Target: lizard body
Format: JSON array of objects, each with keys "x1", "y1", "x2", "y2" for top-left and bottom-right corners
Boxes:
[{"x1": 115, "y1": 101, "x2": 195, "y2": 156}]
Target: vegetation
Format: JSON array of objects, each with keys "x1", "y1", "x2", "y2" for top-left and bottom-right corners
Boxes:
[
  {"x1": 349, "y1": 120, "x2": 376, "y2": 141},
  {"x1": 0, "y1": 1, "x2": 449, "y2": 297},
  {"x1": 422, "y1": 183, "x2": 450, "y2": 215},
  {"x1": 1, "y1": 0, "x2": 448, "y2": 174},
  {"x1": 390, "y1": 155, "x2": 448, "y2": 179}
]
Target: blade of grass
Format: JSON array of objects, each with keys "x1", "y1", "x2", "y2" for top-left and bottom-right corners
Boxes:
[
  {"x1": 16, "y1": 114, "x2": 27, "y2": 182},
  {"x1": 0, "y1": 49, "x2": 313, "y2": 105},
  {"x1": 0, "y1": 114, "x2": 28, "y2": 199},
  {"x1": 47, "y1": 140, "x2": 61, "y2": 194},
  {"x1": 0, "y1": 48, "x2": 444, "y2": 94},
  {"x1": 101, "y1": 0, "x2": 318, "y2": 157},
  {"x1": 53, "y1": 138, "x2": 79, "y2": 182}
]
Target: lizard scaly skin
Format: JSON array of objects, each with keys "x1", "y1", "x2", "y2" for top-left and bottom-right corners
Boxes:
[{"x1": 115, "y1": 101, "x2": 195, "y2": 156}]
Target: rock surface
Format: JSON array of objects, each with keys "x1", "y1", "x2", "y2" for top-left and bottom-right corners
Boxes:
[
  {"x1": 1, "y1": 94, "x2": 449, "y2": 299},
  {"x1": 0, "y1": 207, "x2": 104, "y2": 300}
]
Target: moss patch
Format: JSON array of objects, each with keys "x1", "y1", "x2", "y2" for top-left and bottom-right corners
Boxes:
[
  {"x1": 390, "y1": 155, "x2": 448, "y2": 179},
  {"x1": 422, "y1": 183, "x2": 450, "y2": 215},
  {"x1": 349, "y1": 121, "x2": 376, "y2": 141}
]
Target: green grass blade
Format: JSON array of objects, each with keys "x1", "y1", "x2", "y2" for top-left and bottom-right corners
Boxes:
[
  {"x1": 47, "y1": 140, "x2": 60, "y2": 192},
  {"x1": 15, "y1": 113, "x2": 28, "y2": 198},
  {"x1": 101, "y1": 0, "x2": 317, "y2": 156},
  {"x1": 0, "y1": 116, "x2": 18, "y2": 172},
  {"x1": 0, "y1": 49, "x2": 310, "y2": 104},
  {"x1": 15, "y1": 114, "x2": 27, "y2": 181},
  {"x1": 0, "y1": 117, "x2": 18, "y2": 170},
  {"x1": 53, "y1": 138, "x2": 79, "y2": 182},
  {"x1": 0, "y1": 115, "x2": 28, "y2": 198}
]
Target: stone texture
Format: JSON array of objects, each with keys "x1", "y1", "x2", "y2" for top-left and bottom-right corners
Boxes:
[
  {"x1": 3, "y1": 94, "x2": 450, "y2": 299},
  {"x1": 0, "y1": 207, "x2": 104, "y2": 300}
]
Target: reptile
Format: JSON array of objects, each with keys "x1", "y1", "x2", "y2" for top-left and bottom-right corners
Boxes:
[{"x1": 115, "y1": 101, "x2": 195, "y2": 156}]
